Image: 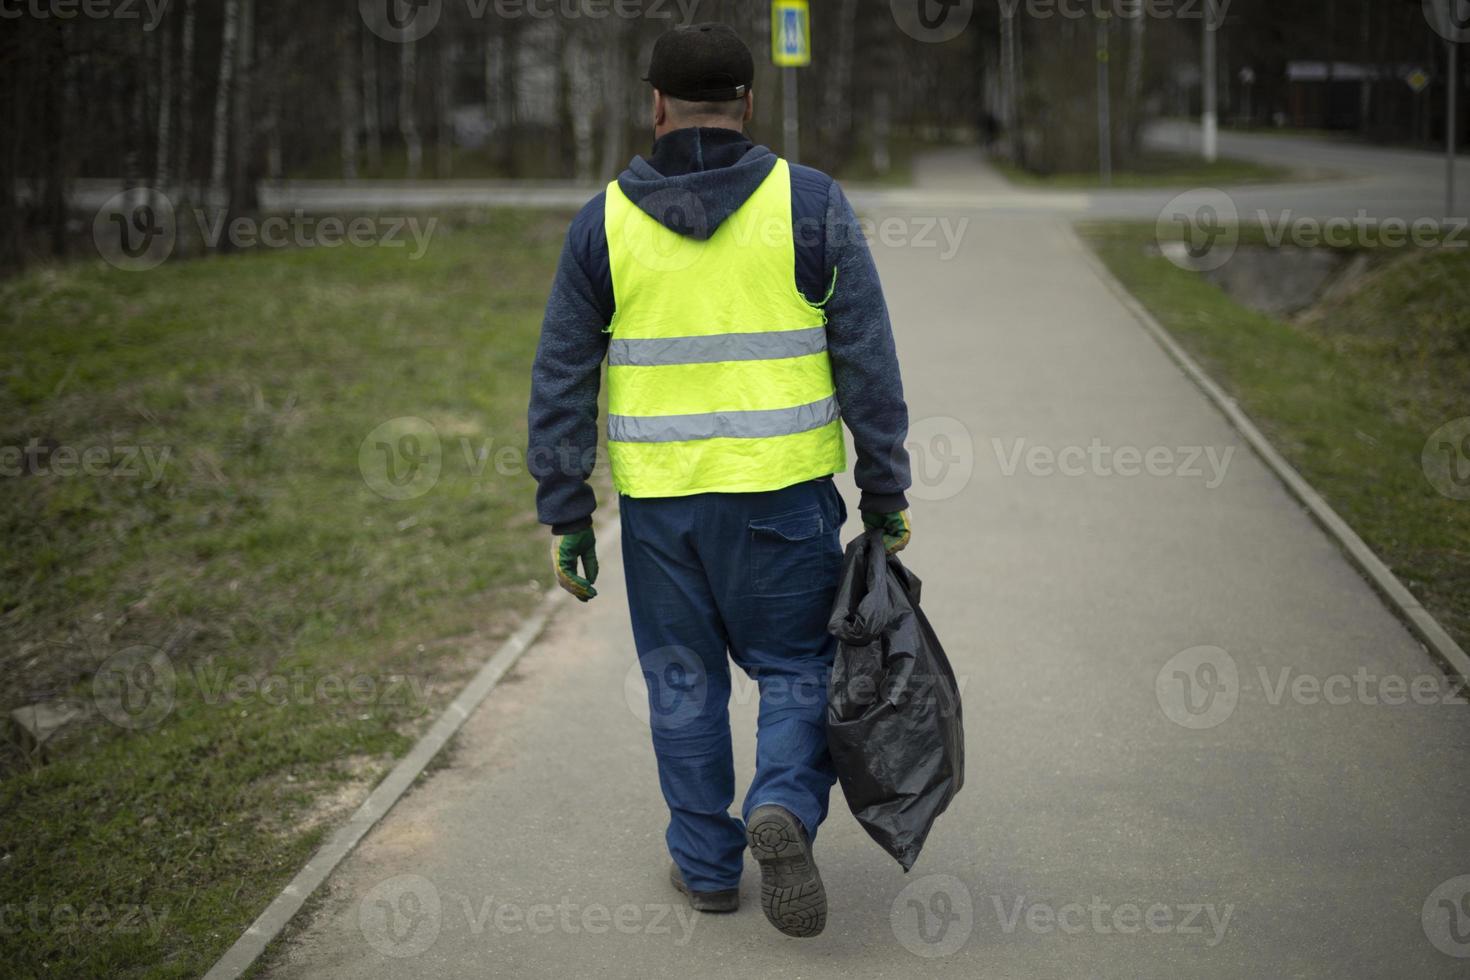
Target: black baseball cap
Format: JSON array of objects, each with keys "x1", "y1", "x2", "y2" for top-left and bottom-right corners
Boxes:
[{"x1": 644, "y1": 23, "x2": 755, "y2": 102}]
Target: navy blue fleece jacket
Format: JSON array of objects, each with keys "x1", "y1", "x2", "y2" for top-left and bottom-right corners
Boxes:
[{"x1": 528, "y1": 126, "x2": 910, "y2": 533}]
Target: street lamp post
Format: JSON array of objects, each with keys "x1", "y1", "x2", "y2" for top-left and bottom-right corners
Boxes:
[
  {"x1": 1202, "y1": 3, "x2": 1218, "y2": 162},
  {"x1": 1430, "y1": 0, "x2": 1463, "y2": 216},
  {"x1": 784, "y1": 67, "x2": 800, "y2": 165},
  {"x1": 1097, "y1": 12, "x2": 1112, "y2": 186},
  {"x1": 771, "y1": 0, "x2": 811, "y2": 167}
]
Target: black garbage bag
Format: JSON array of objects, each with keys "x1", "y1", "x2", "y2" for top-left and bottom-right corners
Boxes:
[{"x1": 825, "y1": 528, "x2": 964, "y2": 871}]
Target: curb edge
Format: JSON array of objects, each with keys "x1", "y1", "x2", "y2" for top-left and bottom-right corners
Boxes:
[{"x1": 202, "y1": 520, "x2": 621, "y2": 979}]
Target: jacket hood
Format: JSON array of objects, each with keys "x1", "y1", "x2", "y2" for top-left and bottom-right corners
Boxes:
[{"x1": 616, "y1": 127, "x2": 777, "y2": 241}]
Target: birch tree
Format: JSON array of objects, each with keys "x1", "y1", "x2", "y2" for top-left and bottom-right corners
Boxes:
[
  {"x1": 565, "y1": 31, "x2": 597, "y2": 184},
  {"x1": 436, "y1": 40, "x2": 454, "y2": 179},
  {"x1": 113, "y1": 29, "x2": 149, "y2": 228},
  {"x1": 125, "y1": 30, "x2": 145, "y2": 196},
  {"x1": 748, "y1": 0, "x2": 777, "y2": 142},
  {"x1": 401, "y1": 39, "x2": 422, "y2": 179},
  {"x1": 1000, "y1": 0, "x2": 1019, "y2": 161},
  {"x1": 491, "y1": 19, "x2": 519, "y2": 173},
  {"x1": 262, "y1": 37, "x2": 284, "y2": 182},
  {"x1": 228, "y1": 0, "x2": 255, "y2": 210},
  {"x1": 597, "y1": 16, "x2": 630, "y2": 179},
  {"x1": 154, "y1": 12, "x2": 174, "y2": 188},
  {"x1": 1123, "y1": 1, "x2": 1146, "y2": 158},
  {"x1": 209, "y1": 0, "x2": 240, "y2": 202},
  {"x1": 362, "y1": 30, "x2": 383, "y2": 174},
  {"x1": 177, "y1": 0, "x2": 197, "y2": 194},
  {"x1": 338, "y1": 20, "x2": 360, "y2": 179},
  {"x1": 821, "y1": 0, "x2": 858, "y2": 161}
]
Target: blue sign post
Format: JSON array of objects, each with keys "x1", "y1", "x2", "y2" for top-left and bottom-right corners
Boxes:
[{"x1": 771, "y1": 0, "x2": 810, "y2": 163}]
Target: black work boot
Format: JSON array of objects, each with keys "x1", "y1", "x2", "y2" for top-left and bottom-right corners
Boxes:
[
  {"x1": 746, "y1": 804, "x2": 827, "y2": 938},
  {"x1": 669, "y1": 862, "x2": 740, "y2": 913}
]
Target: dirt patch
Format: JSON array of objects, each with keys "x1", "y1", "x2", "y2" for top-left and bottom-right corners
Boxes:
[{"x1": 255, "y1": 754, "x2": 388, "y2": 843}]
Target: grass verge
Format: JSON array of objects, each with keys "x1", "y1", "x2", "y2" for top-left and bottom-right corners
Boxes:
[
  {"x1": 997, "y1": 150, "x2": 1295, "y2": 189},
  {"x1": 1, "y1": 209, "x2": 581, "y2": 977},
  {"x1": 1080, "y1": 222, "x2": 1470, "y2": 657}
]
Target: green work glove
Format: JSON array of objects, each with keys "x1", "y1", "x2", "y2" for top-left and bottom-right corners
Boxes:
[
  {"x1": 552, "y1": 528, "x2": 599, "y2": 602},
  {"x1": 862, "y1": 509, "x2": 912, "y2": 555}
]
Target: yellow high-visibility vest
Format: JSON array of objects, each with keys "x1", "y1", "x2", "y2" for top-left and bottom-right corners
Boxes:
[{"x1": 603, "y1": 158, "x2": 846, "y2": 498}]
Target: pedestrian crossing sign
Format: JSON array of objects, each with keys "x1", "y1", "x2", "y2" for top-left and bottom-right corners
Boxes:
[{"x1": 772, "y1": 0, "x2": 811, "y2": 68}]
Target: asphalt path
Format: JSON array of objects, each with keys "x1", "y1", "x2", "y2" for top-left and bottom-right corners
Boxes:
[{"x1": 265, "y1": 149, "x2": 1470, "y2": 978}]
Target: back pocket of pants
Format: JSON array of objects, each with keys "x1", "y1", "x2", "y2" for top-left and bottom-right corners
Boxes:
[{"x1": 748, "y1": 506, "x2": 827, "y2": 596}]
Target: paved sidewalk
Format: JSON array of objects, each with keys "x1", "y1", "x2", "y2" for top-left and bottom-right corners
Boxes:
[{"x1": 269, "y1": 164, "x2": 1470, "y2": 979}]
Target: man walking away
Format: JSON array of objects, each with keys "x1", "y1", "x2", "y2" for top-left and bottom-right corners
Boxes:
[{"x1": 527, "y1": 22, "x2": 911, "y2": 939}]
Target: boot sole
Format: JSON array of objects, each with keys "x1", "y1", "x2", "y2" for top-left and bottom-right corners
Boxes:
[{"x1": 746, "y1": 806, "x2": 826, "y2": 938}]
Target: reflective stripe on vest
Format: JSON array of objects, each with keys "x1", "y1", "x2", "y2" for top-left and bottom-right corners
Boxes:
[
  {"x1": 603, "y1": 158, "x2": 847, "y2": 497},
  {"x1": 607, "y1": 325, "x2": 827, "y2": 367},
  {"x1": 608, "y1": 395, "x2": 839, "y2": 443}
]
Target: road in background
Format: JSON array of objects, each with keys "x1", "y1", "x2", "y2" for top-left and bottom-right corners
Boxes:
[{"x1": 69, "y1": 121, "x2": 1470, "y2": 226}]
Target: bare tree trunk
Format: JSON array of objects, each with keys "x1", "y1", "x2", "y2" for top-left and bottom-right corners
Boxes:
[
  {"x1": 1123, "y1": 3, "x2": 1146, "y2": 158},
  {"x1": 362, "y1": 29, "x2": 383, "y2": 173},
  {"x1": 436, "y1": 40, "x2": 454, "y2": 178},
  {"x1": 599, "y1": 20, "x2": 629, "y2": 179},
  {"x1": 1000, "y1": 1, "x2": 1019, "y2": 161},
  {"x1": 1357, "y1": 0, "x2": 1372, "y2": 134},
  {"x1": 43, "y1": 29, "x2": 72, "y2": 258},
  {"x1": 0, "y1": 48, "x2": 21, "y2": 268},
  {"x1": 485, "y1": 33, "x2": 506, "y2": 141},
  {"x1": 566, "y1": 34, "x2": 596, "y2": 184},
  {"x1": 144, "y1": 28, "x2": 159, "y2": 163},
  {"x1": 821, "y1": 0, "x2": 858, "y2": 163},
  {"x1": 871, "y1": 91, "x2": 891, "y2": 175},
  {"x1": 0, "y1": 90, "x2": 19, "y2": 267},
  {"x1": 867, "y1": 5, "x2": 897, "y2": 175},
  {"x1": 177, "y1": 0, "x2": 197, "y2": 195},
  {"x1": 155, "y1": 15, "x2": 174, "y2": 188},
  {"x1": 552, "y1": 24, "x2": 571, "y2": 170},
  {"x1": 119, "y1": 29, "x2": 149, "y2": 241},
  {"x1": 229, "y1": 0, "x2": 255, "y2": 211},
  {"x1": 492, "y1": 20, "x2": 518, "y2": 173},
  {"x1": 484, "y1": 34, "x2": 496, "y2": 130},
  {"x1": 209, "y1": 0, "x2": 240, "y2": 203},
  {"x1": 338, "y1": 21, "x2": 359, "y2": 179},
  {"x1": 750, "y1": 0, "x2": 776, "y2": 146},
  {"x1": 263, "y1": 38, "x2": 283, "y2": 182},
  {"x1": 400, "y1": 39, "x2": 422, "y2": 179},
  {"x1": 125, "y1": 31, "x2": 146, "y2": 195},
  {"x1": 1323, "y1": 2, "x2": 1336, "y2": 103}
]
